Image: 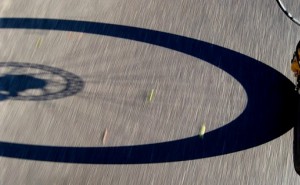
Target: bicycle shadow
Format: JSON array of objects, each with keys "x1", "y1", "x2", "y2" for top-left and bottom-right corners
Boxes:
[
  {"x1": 0, "y1": 74, "x2": 47, "y2": 100},
  {"x1": 0, "y1": 62, "x2": 84, "y2": 101}
]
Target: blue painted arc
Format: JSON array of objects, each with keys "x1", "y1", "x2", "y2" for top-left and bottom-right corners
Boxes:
[{"x1": 0, "y1": 18, "x2": 297, "y2": 164}]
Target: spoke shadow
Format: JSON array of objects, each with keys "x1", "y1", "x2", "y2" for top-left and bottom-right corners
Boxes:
[{"x1": 0, "y1": 62, "x2": 84, "y2": 101}]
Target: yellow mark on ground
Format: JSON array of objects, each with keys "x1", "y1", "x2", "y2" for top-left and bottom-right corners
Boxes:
[
  {"x1": 199, "y1": 124, "x2": 206, "y2": 138},
  {"x1": 147, "y1": 89, "x2": 155, "y2": 102},
  {"x1": 36, "y1": 38, "x2": 42, "y2": 48}
]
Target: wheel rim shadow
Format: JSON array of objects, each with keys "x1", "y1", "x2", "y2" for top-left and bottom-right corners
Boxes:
[{"x1": 0, "y1": 62, "x2": 84, "y2": 101}]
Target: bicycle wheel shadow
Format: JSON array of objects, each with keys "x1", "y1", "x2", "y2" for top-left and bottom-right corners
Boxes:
[
  {"x1": 0, "y1": 18, "x2": 297, "y2": 164},
  {"x1": 0, "y1": 62, "x2": 84, "y2": 101},
  {"x1": 0, "y1": 74, "x2": 47, "y2": 100}
]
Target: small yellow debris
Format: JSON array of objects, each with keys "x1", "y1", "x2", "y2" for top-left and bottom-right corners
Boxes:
[
  {"x1": 36, "y1": 38, "x2": 42, "y2": 48},
  {"x1": 147, "y1": 89, "x2": 155, "y2": 102},
  {"x1": 199, "y1": 125, "x2": 206, "y2": 138}
]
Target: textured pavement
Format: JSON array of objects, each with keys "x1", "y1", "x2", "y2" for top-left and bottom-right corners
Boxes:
[{"x1": 0, "y1": 0, "x2": 299, "y2": 184}]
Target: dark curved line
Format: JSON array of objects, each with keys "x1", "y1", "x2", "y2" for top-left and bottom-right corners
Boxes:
[
  {"x1": 0, "y1": 18, "x2": 297, "y2": 164},
  {"x1": 276, "y1": 0, "x2": 300, "y2": 26}
]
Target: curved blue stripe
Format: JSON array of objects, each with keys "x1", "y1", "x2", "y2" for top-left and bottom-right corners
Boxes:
[{"x1": 0, "y1": 18, "x2": 296, "y2": 164}]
